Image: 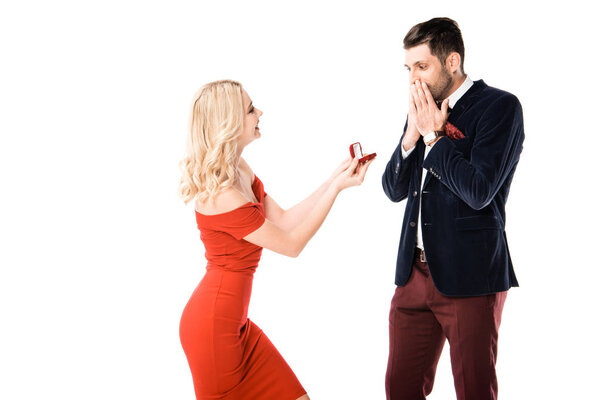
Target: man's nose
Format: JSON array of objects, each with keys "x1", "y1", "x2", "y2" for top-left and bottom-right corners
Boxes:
[{"x1": 409, "y1": 70, "x2": 420, "y2": 84}]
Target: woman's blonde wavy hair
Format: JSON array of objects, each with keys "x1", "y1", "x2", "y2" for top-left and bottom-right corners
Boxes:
[{"x1": 179, "y1": 80, "x2": 244, "y2": 204}]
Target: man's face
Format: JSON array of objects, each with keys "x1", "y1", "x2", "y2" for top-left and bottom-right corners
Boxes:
[{"x1": 404, "y1": 43, "x2": 452, "y2": 101}]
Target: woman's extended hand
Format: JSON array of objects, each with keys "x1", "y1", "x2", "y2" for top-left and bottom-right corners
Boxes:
[
  {"x1": 333, "y1": 157, "x2": 374, "y2": 192},
  {"x1": 329, "y1": 157, "x2": 353, "y2": 181}
]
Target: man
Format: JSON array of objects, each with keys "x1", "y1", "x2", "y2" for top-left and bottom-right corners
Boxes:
[{"x1": 382, "y1": 17, "x2": 524, "y2": 400}]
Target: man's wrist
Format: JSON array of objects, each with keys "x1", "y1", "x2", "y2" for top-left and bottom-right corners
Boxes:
[
  {"x1": 402, "y1": 137, "x2": 418, "y2": 152},
  {"x1": 424, "y1": 130, "x2": 445, "y2": 146},
  {"x1": 427, "y1": 136, "x2": 444, "y2": 147}
]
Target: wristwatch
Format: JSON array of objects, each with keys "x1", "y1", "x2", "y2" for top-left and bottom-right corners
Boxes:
[{"x1": 424, "y1": 131, "x2": 444, "y2": 146}]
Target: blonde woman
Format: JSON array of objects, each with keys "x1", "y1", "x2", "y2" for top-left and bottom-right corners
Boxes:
[{"x1": 179, "y1": 80, "x2": 373, "y2": 400}]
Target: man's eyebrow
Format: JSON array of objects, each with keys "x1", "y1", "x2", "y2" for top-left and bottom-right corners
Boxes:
[{"x1": 404, "y1": 60, "x2": 426, "y2": 68}]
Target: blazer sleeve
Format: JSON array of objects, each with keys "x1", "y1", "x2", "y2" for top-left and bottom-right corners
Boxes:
[
  {"x1": 422, "y1": 93, "x2": 525, "y2": 210},
  {"x1": 382, "y1": 120, "x2": 416, "y2": 202}
]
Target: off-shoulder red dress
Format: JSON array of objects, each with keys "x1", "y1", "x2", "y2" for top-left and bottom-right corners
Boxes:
[{"x1": 180, "y1": 176, "x2": 306, "y2": 400}]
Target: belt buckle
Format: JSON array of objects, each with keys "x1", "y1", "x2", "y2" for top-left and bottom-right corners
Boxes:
[{"x1": 419, "y1": 249, "x2": 427, "y2": 263}]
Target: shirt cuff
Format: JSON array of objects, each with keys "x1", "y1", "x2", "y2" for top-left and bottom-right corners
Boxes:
[{"x1": 401, "y1": 144, "x2": 415, "y2": 159}]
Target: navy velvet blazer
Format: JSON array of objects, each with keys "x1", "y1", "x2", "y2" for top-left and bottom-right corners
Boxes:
[{"x1": 382, "y1": 80, "x2": 524, "y2": 296}]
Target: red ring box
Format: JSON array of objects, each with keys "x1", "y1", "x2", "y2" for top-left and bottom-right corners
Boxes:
[{"x1": 349, "y1": 142, "x2": 376, "y2": 163}]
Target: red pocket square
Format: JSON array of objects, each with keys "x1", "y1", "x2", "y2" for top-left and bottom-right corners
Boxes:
[{"x1": 445, "y1": 122, "x2": 465, "y2": 140}]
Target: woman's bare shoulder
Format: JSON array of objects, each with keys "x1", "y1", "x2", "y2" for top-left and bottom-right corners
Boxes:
[{"x1": 195, "y1": 188, "x2": 250, "y2": 216}]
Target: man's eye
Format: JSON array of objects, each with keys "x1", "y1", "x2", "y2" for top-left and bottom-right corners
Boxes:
[
  {"x1": 419, "y1": 65, "x2": 427, "y2": 70},
  {"x1": 249, "y1": 107, "x2": 255, "y2": 113}
]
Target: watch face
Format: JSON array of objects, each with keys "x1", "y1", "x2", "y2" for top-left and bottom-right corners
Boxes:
[{"x1": 424, "y1": 132, "x2": 437, "y2": 143}]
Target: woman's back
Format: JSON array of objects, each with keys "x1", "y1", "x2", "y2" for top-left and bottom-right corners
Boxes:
[{"x1": 194, "y1": 175, "x2": 266, "y2": 272}]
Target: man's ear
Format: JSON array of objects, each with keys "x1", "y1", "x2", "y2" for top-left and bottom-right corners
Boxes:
[{"x1": 446, "y1": 52, "x2": 462, "y2": 74}]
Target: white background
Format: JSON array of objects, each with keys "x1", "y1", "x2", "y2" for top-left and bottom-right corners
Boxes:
[{"x1": 1, "y1": 1, "x2": 599, "y2": 399}]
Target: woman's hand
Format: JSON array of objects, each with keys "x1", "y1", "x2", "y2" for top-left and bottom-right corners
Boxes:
[
  {"x1": 332, "y1": 157, "x2": 374, "y2": 192},
  {"x1": 329, "y1": 157, "x2": 352, "y2": 180}
]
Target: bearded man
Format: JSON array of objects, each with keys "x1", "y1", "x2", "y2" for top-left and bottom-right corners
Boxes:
[{"x1": 382, "y1": 17, "x2": 525, "y2": 400}]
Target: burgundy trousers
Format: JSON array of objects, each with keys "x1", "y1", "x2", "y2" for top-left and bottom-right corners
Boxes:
[{"x1": 385, "y1": 250, "x2": 507, "y2": 400}]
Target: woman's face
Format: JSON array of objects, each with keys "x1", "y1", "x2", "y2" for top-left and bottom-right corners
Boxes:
[{"x1": 238, "y1": 89, "x2": 263, "y2": 148}]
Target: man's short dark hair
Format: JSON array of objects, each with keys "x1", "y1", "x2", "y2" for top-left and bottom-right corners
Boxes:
[{"x1": 404, "y1": 17, "x2": 465, "y2": 73}]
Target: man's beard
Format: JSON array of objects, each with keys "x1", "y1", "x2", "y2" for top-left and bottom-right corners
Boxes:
[{"x1": 428, "y1": 67, "x2": 453, "y2": 102}]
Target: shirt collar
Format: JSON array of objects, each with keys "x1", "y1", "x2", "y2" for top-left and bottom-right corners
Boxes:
[{"x1": 447, "y1": 75, "x2": 473, "y2": 109}]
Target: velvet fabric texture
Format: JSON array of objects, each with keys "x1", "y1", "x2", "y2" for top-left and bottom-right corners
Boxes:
[{"x1": 382, "y1": 80, "x2": 525, "y2": 296}]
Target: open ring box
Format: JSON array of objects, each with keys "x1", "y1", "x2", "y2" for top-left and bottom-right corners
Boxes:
[{"x1": 349, "y1": 142, "x2": 377, "y2": 163}]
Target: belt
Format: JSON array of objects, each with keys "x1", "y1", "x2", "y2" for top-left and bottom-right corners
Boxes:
[{"x1": 415, "y1": 247, "x2": 427, "y2": 263}]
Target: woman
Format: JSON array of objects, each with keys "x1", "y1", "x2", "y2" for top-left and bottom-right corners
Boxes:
[{"x1": 178, "y1": 80, "x2": 373, "y2": 400}]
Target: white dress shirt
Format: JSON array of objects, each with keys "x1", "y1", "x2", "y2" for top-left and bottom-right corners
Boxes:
[{"x1": 401, "y1": 76, "x2": 474, "y2": 250}]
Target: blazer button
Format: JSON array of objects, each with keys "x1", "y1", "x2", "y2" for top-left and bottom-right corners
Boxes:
[
  {"x1": 409, "y1": 221, "x2": 416, "y2": 227},
  {"x1": 413, "y1": 191, "x2": 418, "y2": 197}
]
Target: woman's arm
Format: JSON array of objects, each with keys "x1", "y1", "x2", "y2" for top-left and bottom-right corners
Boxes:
[
  {"x1": 263, "y1": 158, "x2": 352, "y2": 231},
  {"x1": 244, "y1": 157, "x2": 372, "y2": 257}
]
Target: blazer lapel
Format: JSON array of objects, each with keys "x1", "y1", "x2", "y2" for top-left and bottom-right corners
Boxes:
[
  {"x1": 421, "y1": 80, "x2": 487, "y2": 190},
  {"x1": 447, "y1": 79, "x2": 486, "y2": 125}
]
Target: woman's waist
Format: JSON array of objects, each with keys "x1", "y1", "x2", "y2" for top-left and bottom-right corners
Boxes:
[
  {"x1": 203, "y1": 248, "x2": 262, "y2": 270},
  {"x1": 205, "y1": 262, "x2": 258, "y2": 273},
  {"x1": 200, "y1": 267, "x2": 255, "y2": 286},
  {"x1": 184, "y1": 271, "x2": 253, "y2": 325},
  {"x1": 194, "y1": 268, "x2": 254, "y2": 304}
]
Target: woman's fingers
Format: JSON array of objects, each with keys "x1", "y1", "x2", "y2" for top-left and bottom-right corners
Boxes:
[
  {"x1": 356, "y1": 159, "x2": 373, "y2": 181},
  {"x1": 334, "y1": 156, "x2": 374, "y2": 190},
  {"x1": 346, "y1": 158, "x2": 373, "y2": 186},
  {"x1": 337, "y1": 157, "x2": 351, "y2": 172},
  {"x1": 331, "y1": 157, "x2": 352, "y2": 178},
  {"x1": 347, "y1": 156, "x2": 360, "y2": 174}
]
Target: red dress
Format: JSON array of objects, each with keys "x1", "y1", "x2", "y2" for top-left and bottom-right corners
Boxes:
[{"x1": 180, "y1": 176, "x2": 306, "y2": 400}]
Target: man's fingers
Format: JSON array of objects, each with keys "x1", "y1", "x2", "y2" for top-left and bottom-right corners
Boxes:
[
  {"x1": 421, "y1": 81, "x2": 436, "y2": 106},
  {"x1": 410, "y1": 84, "x2": 422, "y2": 111},
  {"x1": 441, "y1": 98, "x2": 450, "y2": 118},
  {"x1": 415, "y1": 80, "x2": 429, "y2": 106},
  {"x1": 408, "y1": 90, "x2": 417, "y2": 114}
]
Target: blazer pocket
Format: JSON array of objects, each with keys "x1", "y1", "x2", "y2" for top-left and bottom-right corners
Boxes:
[{"x1": 455, "y1": 215, "x2": 501, "y2": 231}]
